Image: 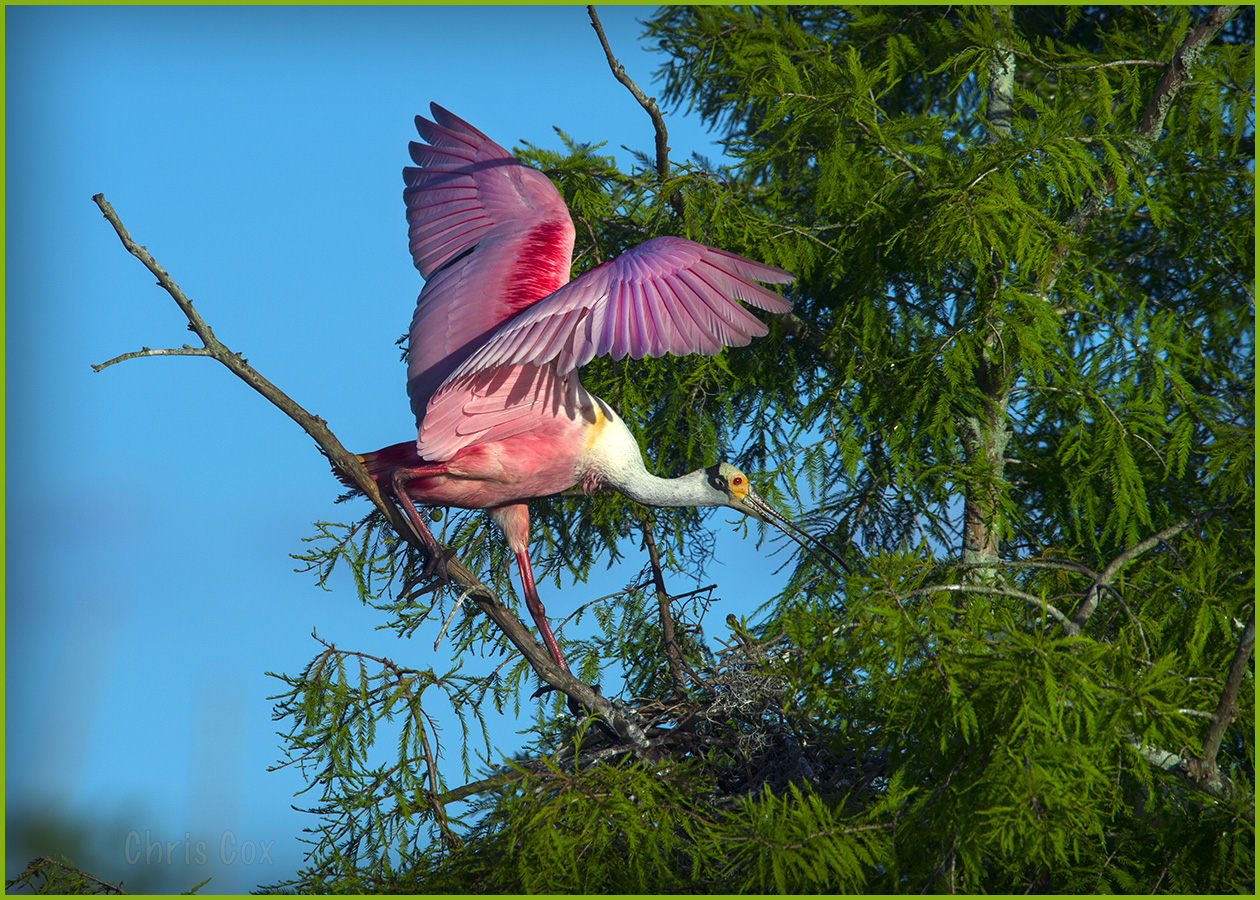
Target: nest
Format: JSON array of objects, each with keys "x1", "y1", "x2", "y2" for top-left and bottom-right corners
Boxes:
[{"x1": 549, "y1": 632, "x2": 870, "y2": 805}]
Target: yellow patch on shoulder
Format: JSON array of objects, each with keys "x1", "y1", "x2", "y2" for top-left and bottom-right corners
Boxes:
[{"x1": 582, "y1": 404, "x2": 610, "y2": 455}]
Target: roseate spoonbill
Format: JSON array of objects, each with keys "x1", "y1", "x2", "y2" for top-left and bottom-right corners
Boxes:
[{"x1": 339, "y1": 104, "x2": 846, "y2": 680}]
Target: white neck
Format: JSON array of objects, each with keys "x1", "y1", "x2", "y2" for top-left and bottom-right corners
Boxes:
[
  {"x1": 613, "y1": 462, "x2": 717, "y2": 509},
  {"x1": 580, "y1": 402, "x2": 722, "y2": 509}
]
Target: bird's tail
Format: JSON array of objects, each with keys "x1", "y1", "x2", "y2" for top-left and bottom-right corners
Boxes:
[{"x1": 333, "y1": 441, "x2": 422, "y2": 491}]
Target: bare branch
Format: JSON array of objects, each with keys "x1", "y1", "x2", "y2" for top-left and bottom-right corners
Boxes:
[
  {"x1": 91, "y1": 193, "x2": 656, "y2": 755},
  {"x1": 91, "y1": 345, "x2": 216, "y2": 371},
  {"x1": 1200, "y1": 609, "x2": 1255, "y2": 774},
  {"x1": 962, "y1": 557, "x2": 1102, "y2": 580},
  {"x1": 641, "y1": 517, "x2": 687, "y2": 695},
  {"x1": 91, "y1": 193, "x2": 374, "y2": 499},
  {"x1": 1014, "y1": 50, "x2": 1169, "y2": 73},
  {"x1": 587, "y1": 5, "x2": 671, "y2": 179},
  {"x1": 904, "y1": 582, "x2": 1072, "y2": 627}
]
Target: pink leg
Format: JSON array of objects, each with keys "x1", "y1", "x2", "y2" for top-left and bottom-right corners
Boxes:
[
  {"x1": 515, "y1": 548, "x2": 584, "y2": 717},
  {"x1": 489, "y1": 505, "x2": 573, "y2": 673},
  {"x1": 513, "y1": 548, "x2": 572, "y2": 674},
  {"x1": 391, "y1": 467, "x2": 453, "y2": 578}
]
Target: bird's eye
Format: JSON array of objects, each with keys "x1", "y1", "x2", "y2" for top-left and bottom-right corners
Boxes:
[{"x1": 732, "y1": 476, "x2": 744, "y2": 486}]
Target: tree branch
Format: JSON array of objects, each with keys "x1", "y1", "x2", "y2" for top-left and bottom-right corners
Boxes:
[
  {"x1": 985, "y1": 6, "x2": 1015, "y2": 145},
  {"x1": 778, "y1": 310, "x2": 835, "y2": 361},
  {"x1": 91, "y1": 193, "x2": 375, "y2": 499},
  {"x1": 1197, "y1": 609, "x2": 1255, "y2": 785},
  {"x1": 641, "y1": 517, "x2": 688, "y2": 695},
  {"x1": 587, "y1": 4, "x2": 671, "y2": 180},
  {"x1": 91, "y1": 193, "x2": 656, "y2": 756},
  {"x1": 904, "y1": 582, "x2": 1071, "y2": 627},
  {"x1": 1038, "y1": 4, "x2": 1240, "y2": 297},
  {"x1": 1125, "y1": 733, "x2": 1251, "y2": 806},
  {"x1": 1124, "y1": 738, "x2": 1229, "y2": 801},
  {"x1": 91, "y1": 345, "x2": 216, "y2": 371},
  {"x1": 1064, "y1": 510, "x2": 1221, "y2": 636},
  {"x1": 1133, "y1": 5, "x2": 1241, "y2": 154},
  {"x1": 959, "y1": 4, "x2": 1017, "y2": 582},
  {"x1": 6, "y1": 857, "x2": 129, "y2": 895},
  {"x1": 588, "y1": 9, "x2": 846, "y2": 365},
  {"x1": 1015, "y1": 52, "x2": 1170, "y2": 73}
]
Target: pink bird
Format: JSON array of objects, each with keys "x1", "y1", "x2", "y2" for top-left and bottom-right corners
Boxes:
[{"x1": 340, "y1": 104, "x2": 845, "y2": 682}]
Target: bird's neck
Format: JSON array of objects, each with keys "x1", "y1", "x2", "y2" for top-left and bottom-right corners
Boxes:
[
  {"x1": 581, "y1": 403, "x2": 718, "y2": 509},
  {"x1": 614, "y1": 463, "x2": 715, "y2": 509}
]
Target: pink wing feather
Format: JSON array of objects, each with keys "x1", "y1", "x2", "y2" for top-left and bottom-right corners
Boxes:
[
  {"x1": 404, "y1": 107, "x2": 795, "y2": 463},
  {"x1": 404, "y1": 104, "x2": 576, "y2": 425},
  {"x1": 444, "y1": 236, "x2": 795, "y2": 382},
  {"x1": 417, "y1": 364, "x2": 594, "y2": 462}
]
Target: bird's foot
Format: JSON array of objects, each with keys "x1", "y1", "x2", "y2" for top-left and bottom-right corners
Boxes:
[
  {"x1": 389, "y1": 467, "x2": 459, "y2": 584},
  {"x1": 419, "y1": 541, "x2": 458, "y2": 584},
  {"x1": 532, "y1": 681, "x2": 605, "y2": 723}
]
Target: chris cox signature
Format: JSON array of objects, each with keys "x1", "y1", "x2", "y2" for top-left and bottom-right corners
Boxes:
[{"x1": 124, "y1": 830, "x2": 275, "y2": 866}]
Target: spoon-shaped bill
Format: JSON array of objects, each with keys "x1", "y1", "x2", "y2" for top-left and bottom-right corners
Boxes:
[{"x1": 732, "y1": 488, "x2": 853, "y2": 578}]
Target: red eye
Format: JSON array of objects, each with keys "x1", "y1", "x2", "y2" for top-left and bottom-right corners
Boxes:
[{"x1": 733, "y1": 476, "x2": 744, "y2": 486}]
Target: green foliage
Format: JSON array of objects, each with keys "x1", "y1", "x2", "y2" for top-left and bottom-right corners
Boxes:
[
  {"x1": 4, "y1": 856, "x2": 210, "y2": 895},
  {"x1": 268, "y1": 5, "x2": 1254, "y2": 894},
  {"x1": 365, "y1": 758, "x2": 897, "y2": 894}
]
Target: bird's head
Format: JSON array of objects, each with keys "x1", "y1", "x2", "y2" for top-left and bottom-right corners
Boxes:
[
  {"x1": 705, "y1": 462, "x2": 769, "y2": 520},
  {"x1": 705, "y1": 462, "x2": 852, "y2": 576}
]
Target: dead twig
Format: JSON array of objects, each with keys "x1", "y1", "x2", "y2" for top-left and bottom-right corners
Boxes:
[
  {"x1": 587, "y1": 5, "x2": 671, "y2": 180},
  {"x1": 641, "y1": 516, "x2": 688, "y2": 695}
]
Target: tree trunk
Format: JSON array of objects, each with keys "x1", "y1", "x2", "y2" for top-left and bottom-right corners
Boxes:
[{"x1": 961, "y1": 6, "x2": 1015, "y2": 580}]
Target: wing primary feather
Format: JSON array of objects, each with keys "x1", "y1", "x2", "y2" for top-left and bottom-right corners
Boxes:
[
  {"x1": 693, "y1": 256, "x2": 793, "y2": 313},
  {"x1": 501, "y1": 318, "x2": 553, "y2": 368},
  {"x1": 556, "y1": 314, "x2": 593, "y2": 373},
  {"x1": 677, "y1": 268, "x2": 768, "y2": 339},
  {"x1": 633, "y1": 277, "x2": 668, "y2": 357},
  {"x1": 703, "y1": 246, "x2": 795, "y2": 286},
  {"x1": 646, "y1": 276, "x2": 705, "y2": 355},
  {"x1": 627, "y1": 279, "x2": 650, "y2": 357},
  {"x1": 602, "y1": 281, "x2": 625, "y2": 360},
  {"x1": 532, "y1": 309, "x2": 582, "y2": 365},
  {"x1": 648, "y1": 273, "x2": 703, "y2": 355},
  {"x1": 660, "y1": 274, "x2": 724, "y2": 354}
]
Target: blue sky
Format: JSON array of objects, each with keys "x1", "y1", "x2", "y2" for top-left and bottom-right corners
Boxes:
[{"x1": 6, "y1": 5, "x2": 803, "y2": 892}]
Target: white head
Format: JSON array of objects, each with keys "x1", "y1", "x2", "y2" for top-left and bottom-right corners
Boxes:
[{"x1": 703, "y1": 462, "x2": 852, "y2": 576}]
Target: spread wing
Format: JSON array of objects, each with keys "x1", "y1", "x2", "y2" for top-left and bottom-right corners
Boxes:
[
  {"x1": 444, "y1": 235, "x2": 795, "y2": 382},
  {"x1": 415, "y1": 235, "x2": 794, "y2": 460},
  {"x1": 402, "y1": 108, "x2": 795, "y2": 463},
  {"x1": 404, "y1": 103, "x2": 576, "y2": 425}
]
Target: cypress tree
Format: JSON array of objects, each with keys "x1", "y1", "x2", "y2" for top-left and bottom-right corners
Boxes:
[{"x1": 261, "y1": 5, "x2": 1255, "y2": 892}]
